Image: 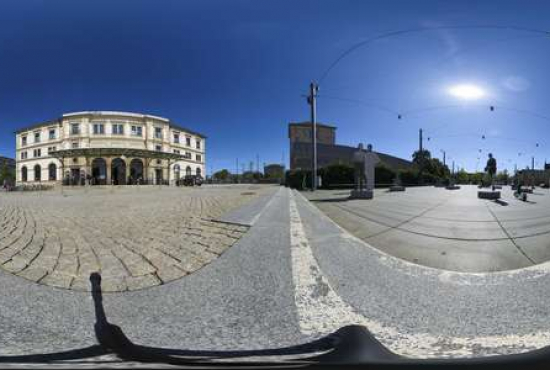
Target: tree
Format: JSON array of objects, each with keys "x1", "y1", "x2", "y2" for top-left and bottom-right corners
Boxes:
[
  {"x1": 412, "y1": 149, "x2": 432, "y2": 166},
  {"x1": 495, "y1": 170, "x2": 509, "y2": 184},
  {"x1": 0, "y1": 162, "x2": 14, "y2": 185},
  {"x1": 213, "y1": 169, "x2": 231, "y2": 181},
  {"x1": 456, "y1": 169, "x2": 469, "y2": 184},
  {"x1": 411, "y1": 149, "x2": 450, "y2": 180}
]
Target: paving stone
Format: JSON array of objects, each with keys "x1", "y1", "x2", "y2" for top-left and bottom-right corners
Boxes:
[{"x1": 0, "y1": 186, "x2": 258, "y2": 291}]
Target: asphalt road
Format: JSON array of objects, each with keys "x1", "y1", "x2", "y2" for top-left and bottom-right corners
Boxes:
[{"x1": 1, "y1": 185, "x2": 550, "y2": 362}]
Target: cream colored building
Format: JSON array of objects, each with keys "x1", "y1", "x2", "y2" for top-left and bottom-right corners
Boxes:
[{"x1": 15, "y1": 111, "x2": 206, "y2": 185}]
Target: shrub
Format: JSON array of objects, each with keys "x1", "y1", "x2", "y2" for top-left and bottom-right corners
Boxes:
[
  {"x1": 286, "y1": 170, "x2": 312, "y2": 190},
  {"x1": 375, "y1": 164, "x2": 396, "y2": 185},
  {"x1": 398, "y1": 169, "x2": 419, "y2": 185},
  {"x1": 319, "y1": 164, "x2": 354, "y2": 189}
]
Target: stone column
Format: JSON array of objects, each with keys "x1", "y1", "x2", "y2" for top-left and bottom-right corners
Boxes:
[
  {"x1": 126, "y1": 158, "x2": 131, "y2": 184},
  {"x1": 106, "y1": 157, "x2": 112, "y2": 185}
]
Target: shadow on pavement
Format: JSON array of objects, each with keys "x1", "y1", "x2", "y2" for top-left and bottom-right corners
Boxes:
[
  {"x1": 310, "y1": 198, "x2": 350, "y2": 203},
  {"x1": 493, "y1": 199, "x2": 509, "y2": 206},
  {"x1": 1, "y1": 272, "x2": 550, "y2": 367}
]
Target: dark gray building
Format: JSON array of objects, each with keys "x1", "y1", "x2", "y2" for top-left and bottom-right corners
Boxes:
[{"x1": 288, "y1": 122, "x2": 413, "y2": 171}]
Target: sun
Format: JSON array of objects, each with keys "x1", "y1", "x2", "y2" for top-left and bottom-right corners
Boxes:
[{"x1": 448, "y1": 84, "x2": 486, "y2": 100}]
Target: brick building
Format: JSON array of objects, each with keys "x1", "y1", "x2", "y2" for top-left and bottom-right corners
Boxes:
[{"x1": 288, "y1": 122, "x2": 412, "y2": 171}]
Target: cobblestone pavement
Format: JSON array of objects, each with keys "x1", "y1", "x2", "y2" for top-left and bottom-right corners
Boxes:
[{"x1": 0, "y1": 185, "x2": 273, "y2": 292}]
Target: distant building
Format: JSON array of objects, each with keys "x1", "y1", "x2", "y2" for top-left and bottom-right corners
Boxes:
[
  {"x1": 288, "y1": 121, "x2": 413, "y2": 171},
  {"x1": 517, "y1": 168, "x2": 549, "y2": 186},
  {"x1": 264, "y1": 163, "x2": 285, "y2": 179}
]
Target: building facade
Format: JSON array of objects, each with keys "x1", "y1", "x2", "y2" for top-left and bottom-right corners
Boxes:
[
  {"x1": 288, "y1": 121, "x2": 412, "y2": 171},
  {"x1": 15, "y1": 111, "x2": 206, "y2": 185}
]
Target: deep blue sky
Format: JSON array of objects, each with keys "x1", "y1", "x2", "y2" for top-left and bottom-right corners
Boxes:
[{"x1": 0, "y1": 0, "x2": 549, "y2": 174}]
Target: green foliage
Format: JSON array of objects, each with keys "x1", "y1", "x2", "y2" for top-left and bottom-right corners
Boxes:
[
  {"x1": 411, "y1": 149, "x2": 450, "y2": 181},
  {"x1": 495, "y1": 170, "x2": 509, "y2": 184},
  {"x1": 213, "y1": 169, "x2": 231, "y2": 180},
  {"x1": 469, "y1": 172, "x2": 484, "y2": 185},
  {"x1": 456, "y1": 169, "x2": 469, "y2": 184},
  {"x1": 374, "y1": 164, "x2": 395, "y2": 185},
  {"x1": 318, "y1": 164, "x2": 354, "y2": 189},
  {"x1": 286, "y1": 170, "x2": 312, "y2": 190},
  {"x1": 0, "y1": 162, "x2": 14, "y2": 184},
  {"x1": 412, "y1": 149, "x2": 432, "y2": 165},
  {"x1": 398, "y1": 169, "x2": 419, "y2": 185}
]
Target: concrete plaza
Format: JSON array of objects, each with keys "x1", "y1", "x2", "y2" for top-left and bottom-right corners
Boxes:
[{"x1": 306, "y1": 185, "x2": 550, "y2": 272}]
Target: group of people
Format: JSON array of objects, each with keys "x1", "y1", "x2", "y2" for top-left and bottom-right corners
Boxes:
[{"x1": 2, "y1": 179, "x2": 13, "y2": 192}]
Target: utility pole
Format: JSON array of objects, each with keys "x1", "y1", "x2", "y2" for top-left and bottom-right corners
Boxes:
[
  {"x1": 532, "y1": 156, "x2": 535, "y2": 170},
  {"x1": 452, "y1": 160, "x2": 455, "y2": 175},
  {"x1": 236, "y1": 158, "x2": 239, "y2": 183},
  {"x1": 308, "y1": 82, "x2": 319, "y2": 191},
  {"x1": 418, "y1": 128, "x2": 424, "y2": 185},
  {"x1": 256, "y1": 154, "x2": 260, "y2": 174}
]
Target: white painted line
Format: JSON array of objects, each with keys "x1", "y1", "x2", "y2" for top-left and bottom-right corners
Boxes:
[
  {"x1": 288, "y1": 189, "x2": 550, "y2": 358},
  {"x1": 249, "y1": 187, "x2": 283, "y2": 226}
]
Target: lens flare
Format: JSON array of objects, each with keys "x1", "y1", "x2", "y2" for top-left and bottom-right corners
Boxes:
[{"x1": 448, "y1": 84, "x2": 486, "y2": 100}]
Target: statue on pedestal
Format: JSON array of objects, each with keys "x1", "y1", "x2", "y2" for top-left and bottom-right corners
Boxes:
[
  {"x1": 485, "y1": 153, "x2": 497, "y2": 189},
  {"x1": 351, "y1": 143, "x2": 380, "y2": 199}
]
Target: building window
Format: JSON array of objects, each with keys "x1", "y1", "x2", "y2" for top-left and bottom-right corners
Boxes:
[
  {"x1": 156, "y1": 159, "x2": 161, "y2": 165},
  {"x1": 186, "y1": 136, "x2": 191, "y2": 146},
  {"x1": 196, "y1": 167, "x2": 202, "y2": 177},
  {"x1": 131, "y1": 125, "x2": 143, "y2": 137},
  {"x1": 33, "y1": 149, "x2": 42, "y2": 158},
  {"x1": 173, "y1": 133, "x2": 180, "y2": 144},
  {"x1": 196, "y1": 154, "x2": 202, "y2": 162},
  {"x1": 34, "y1": 164, "x2": 41, "y2": 182},
  {"x1": 47, "y1": 147, "x2": 57, "y2": 155},
  {"x1": 21, "y1": 151, "x2": 28, "y2": 160},
  {"x1": 186, "y1": 166, "x2": 192, "y2": 176},
  {"x1": 93, "y1": 123, "x2": 105, "y2": 135},
  {"x1": 48, "y1": 163, "x2": 57, "y2": 181},
  {"x1": 21, "y1": 166, "x2": 28, "y2": 182},
  {"x1": 49, "y1": 129, "x2": 56, "y2": 140},
  {"x1": 173, "y1": 149, "x2": 180, "y2": 155},
  {"x1": 155, "y1": 145, "x2": 162, "y2": 152},
  {"x1": 154, "y1": 127, "x2": 162, "y2": 139},
  {"x1": 185, "y1": 152, "x2": 191, "y2": 159},
  {"x1": 21, "y1": 136, "x2": 27, "y2": 146},
  {"x1": 112, "y1": 123, "x2": 124, "y2": 135},
  {"x1": 71, "y1": 123, "x2": 80, "y2": 135},
  {"x1": 34, "y1": 132, "x2": 41, "y2": 143},
  {"x1": 196, "y1": 139, "x2": 201, "y2": 149},
  {"x1": 72, "y1": 142, "x2": 79, "y2": 149}
]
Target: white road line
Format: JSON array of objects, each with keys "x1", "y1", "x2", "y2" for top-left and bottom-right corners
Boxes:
[
  {"x1": 249, "y1": 187, "x2": 283, "y2": 226},
  {"x1": 288, "y1": 189, "x2": 550, "y2": 358}
]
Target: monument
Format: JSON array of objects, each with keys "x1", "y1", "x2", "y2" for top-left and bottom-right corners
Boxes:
[
  {"x1": 478, "y1": 153, "x2": 501, "y2": 199},
  {"x1": 389, "y1": 172, "x2": 405, "y2": 192},
  {"x1": 445, "y1": 177, "x2": 460, "y2": 190},
  {"x1": 350, "y1": 143, "x2": 380, "y2": 199}
]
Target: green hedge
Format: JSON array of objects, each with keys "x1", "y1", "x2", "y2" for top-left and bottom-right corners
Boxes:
[{"x1": 285, "y1": 170, "x2": 312, "y2": 190}]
